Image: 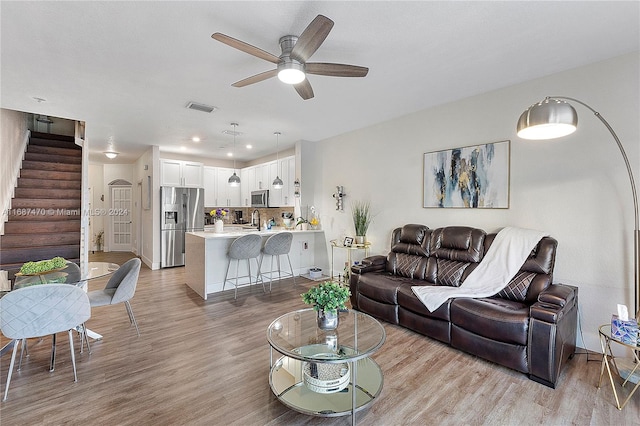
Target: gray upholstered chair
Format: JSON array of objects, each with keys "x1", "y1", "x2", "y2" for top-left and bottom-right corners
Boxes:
[
  {"x1": 0, "y1": 284, "x2": 91, "y2": 401},
  {"x1": 258, "y1": 232, "x2": 295, "y2": 291},
  {"x1": 85, "y1": 258, "x2": 141, "y2": 351},
  {"x1": 223, "y1": 233, "x2": 265, "y2": 299}
]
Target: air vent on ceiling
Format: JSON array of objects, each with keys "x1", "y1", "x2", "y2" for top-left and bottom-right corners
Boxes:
[{"x1": 186, "y1": 102, "x2": 217, "y2": 113}]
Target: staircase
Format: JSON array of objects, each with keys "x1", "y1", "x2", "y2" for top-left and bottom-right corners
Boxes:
[{"x1": 0, "y1": 132, "x2": 82, "y2": 284}]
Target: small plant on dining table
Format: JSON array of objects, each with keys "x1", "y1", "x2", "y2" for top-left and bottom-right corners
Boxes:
[{"x1": 301, "y1": 281, "x2": 351, "y2": 314}]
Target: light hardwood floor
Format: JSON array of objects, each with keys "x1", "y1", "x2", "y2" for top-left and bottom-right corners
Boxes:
[{"x1": 1, "y1": 252, "x2": 638, "y2": 425}]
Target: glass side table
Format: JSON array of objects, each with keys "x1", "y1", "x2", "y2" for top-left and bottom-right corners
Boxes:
[
  {"x1": 330, "y1": 240, "x2": 371, "y2": 282},
  {"x1": 598, "y1": 324, "x2": 640, "y2": 410}
]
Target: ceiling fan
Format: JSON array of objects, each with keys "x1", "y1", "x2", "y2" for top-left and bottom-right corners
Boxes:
[{"x1": 212, "y1": 14, "x2": 369, "y2": 100}]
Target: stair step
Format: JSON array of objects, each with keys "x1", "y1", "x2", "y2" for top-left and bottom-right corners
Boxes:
[
  {"x1": 10, "y1": 198, "x2": 81, "y2": 210},
  {"x1": 27, "y1": 145, "x2": 82, "y2": 157},
  {"x1": 5, "y1": 211, "x2": 82, "y2": 222},
  {"x1": 25, "y1": 152, "x2": 82, "y2": 165},
  {"x1": 21, "y1": 160, "x2": 81, "y2": 173},
  {"x1": 17, "y1": 178, "x2": 81, "y2": 190},
  {"x1": 0, "y1": 232, "x2": 81, "y2": 249},
  {"x1": 14, "y1": 187, "x2": 81, "y2": 200},
  {"x1": 0, "y1": 244, "x2": 80, "y2": 265},
  {"x1": 4, "y1": 220, "x2": 81, "y2": 233},
  {"x1": 30, "y1": 132, "x2": 75, "y2": 143},
  {"x1": 20, "y1": 169, "x2": 81, "y2": 181}
]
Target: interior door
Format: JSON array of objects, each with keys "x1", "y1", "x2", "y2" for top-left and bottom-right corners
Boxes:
[{"x1": 110, "y1": 185, "x2": 132, "y2": 251}]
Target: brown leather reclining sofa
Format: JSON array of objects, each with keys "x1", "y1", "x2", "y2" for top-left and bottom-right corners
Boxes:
[{"x1": 349, "y1": 224, "x2": 578, "y2": 388}]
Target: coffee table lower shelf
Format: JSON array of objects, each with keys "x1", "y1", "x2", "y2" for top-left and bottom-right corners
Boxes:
[{"x1": 269, "y1": 355, "x2": 383, "y2": 417}]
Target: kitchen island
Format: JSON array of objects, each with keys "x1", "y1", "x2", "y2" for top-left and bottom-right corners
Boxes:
[{"x1": 185, "y1": 228, "x2": 329, "y2": 300}]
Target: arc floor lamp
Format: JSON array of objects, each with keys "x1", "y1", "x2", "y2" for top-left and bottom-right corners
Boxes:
[{"x1": 517, "y1": 97, "x2": 639, "y2": 317}]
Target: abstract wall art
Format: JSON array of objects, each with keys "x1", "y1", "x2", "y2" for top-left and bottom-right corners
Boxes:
[{"x1": 423, "y1": 140, "x2": 510, "y2": 208}]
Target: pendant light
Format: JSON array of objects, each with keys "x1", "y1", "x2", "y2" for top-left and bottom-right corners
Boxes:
[
  {"x1": 272, "y1": 131, "x2": 283, "y2": 189},
  {"x1": 228, "y1": 123, "x2": 241, "y2": 186}
]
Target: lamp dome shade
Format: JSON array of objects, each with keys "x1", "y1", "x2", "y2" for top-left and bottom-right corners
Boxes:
[
  {"x1": 228, "y1": 172, "x2": 241, "y2": 187},
  {"x1": 517, "y1": 98, "x2": 578, "y2": 140}
]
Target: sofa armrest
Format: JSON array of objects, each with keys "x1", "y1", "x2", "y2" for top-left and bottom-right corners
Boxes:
[
  {"x1": 351, "y1": 255, "x2": 387, "y2": 275},
  {"x1": 531, "y1": 284, "x2": 577, "y2": 323},
  {"x1": 528, "y1": 283, "x2": 578, "y2": 388}
]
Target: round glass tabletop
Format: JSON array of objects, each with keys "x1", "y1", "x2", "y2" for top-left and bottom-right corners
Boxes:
[
  {"x1": 13, "y1": 261, "x2": 119, "y2": 289},
  {"x1": 267, "y1": 308, "x2": 386, "y2": 362}
]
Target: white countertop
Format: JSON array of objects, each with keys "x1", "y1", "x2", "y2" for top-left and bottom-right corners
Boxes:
[{"x1": 188, "y1": 228, "x2": 322, "y2": 239}]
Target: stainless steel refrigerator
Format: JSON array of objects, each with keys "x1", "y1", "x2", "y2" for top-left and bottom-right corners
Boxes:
[{"x1": 161, "y1": 187, "x2": 204, "y2": 268}]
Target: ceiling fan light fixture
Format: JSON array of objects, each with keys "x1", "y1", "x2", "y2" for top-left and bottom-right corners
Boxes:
[{"x1": 277, "y1": 60, "x2": 305, "y2": 85}]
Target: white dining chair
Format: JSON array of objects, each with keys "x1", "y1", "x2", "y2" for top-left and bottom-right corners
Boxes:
[{"x1": 0, "y1": 284, "x2": 91, "y2": 401}]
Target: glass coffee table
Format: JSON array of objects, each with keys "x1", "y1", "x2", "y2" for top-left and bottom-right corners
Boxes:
[{"x1": 267, "y1": 308, "x2": 385, "y2": 425}]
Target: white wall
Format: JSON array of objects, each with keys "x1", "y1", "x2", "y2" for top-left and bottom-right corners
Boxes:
[
  {"x1": 0, "y1": 109, "x2": 28, "y2": 235},
  {"x1": 310, "y1": 53, "x2": 639, "y2": 353},
  {"x1": 135, "y1": 146, "x2": 160, "y2": 269}
]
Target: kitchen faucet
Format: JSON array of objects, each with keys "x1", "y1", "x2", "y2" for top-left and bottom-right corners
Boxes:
[{"x1": 252, "y1": 209, "x2": 261, "y2": 231}]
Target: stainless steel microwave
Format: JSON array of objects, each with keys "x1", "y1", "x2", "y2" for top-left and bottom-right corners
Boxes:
[{"x1": 251, "y1": 190, "x2": 270, "y2": 208}]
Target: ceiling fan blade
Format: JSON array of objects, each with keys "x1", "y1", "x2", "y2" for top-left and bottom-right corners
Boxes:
[
  {"x1": 305, "y1": 62, "x2": 369, "y2": 77},
  {"x1": 290, "y1": 15, "x2": 334, "y2": 63},
  {"x1": 212, "y1": 33, "x2": 280, "y2": 64},
  {"x1": 232, "y1": 69, "x2": 278, "y2": 87},
  {"x1": 294, "y1": 79, "x2": 314, "y2": 100}
]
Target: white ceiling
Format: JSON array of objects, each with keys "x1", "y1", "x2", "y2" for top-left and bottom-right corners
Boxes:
[{"x1": 1, "y1": 1, "x2": 638, "y2": 164}]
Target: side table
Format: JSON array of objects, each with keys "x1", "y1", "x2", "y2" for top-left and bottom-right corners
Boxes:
[
  {"x1": 330, "y1": 240, "x2": 371, "y2": 282},
  {"x1": 267, "y1": 308, "x2": 385, "y2": 425},
  {"x1": 598, "y1": 324, "x2": 640, "y2": 410}
]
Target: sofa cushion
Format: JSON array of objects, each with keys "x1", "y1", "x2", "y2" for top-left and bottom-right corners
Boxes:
[
  {"x1": 450, "y1": 297, "x2": 530, "y2": 346},
  {"x1": 486, "y1": 234, "x2": 558, "y2": 303},
  {"x1": 397, "y1": 284, "x2": 451, "y2": 321},
  {"x1": 358, "y1": 272, "x2": 414, "y2": 305},
  {"x1": 386, "y1": 224, "x2": 430, "y2": 279}
]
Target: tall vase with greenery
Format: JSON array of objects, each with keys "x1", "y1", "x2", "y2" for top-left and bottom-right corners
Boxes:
[{"x1": 352, "y1": 201, "x2": 372, "y2": 244}]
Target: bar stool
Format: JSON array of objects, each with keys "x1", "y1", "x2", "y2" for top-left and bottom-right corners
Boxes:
[
  {"x1": 223, "y1": 234, "x2": 265, "y2": 299},
  {"x1": 258, "y1": 232, "x2": 295, "y2": 292}
]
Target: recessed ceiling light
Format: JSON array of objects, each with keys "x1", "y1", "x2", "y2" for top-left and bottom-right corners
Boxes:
[
  {"x1": 246, "y1": 144, "x2": 252, "y2": 149},
  {"x1": 180, "y1": 146, "x2": 187, "y2": 151},
  {"x1": 227, "y1": 152, "x2": 233, "y2": 157},
  {"x1": 192, "y1": 136, "x2": 201, "y2": 142}
]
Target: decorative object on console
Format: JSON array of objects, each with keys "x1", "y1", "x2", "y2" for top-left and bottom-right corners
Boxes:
[
  {"x1": 301, "y1": 281, "x2": 351, "y2": 330},
  {"x1": 423, "y1": 140, "x2": 510, "y2": 208},
  {"x1": 517, "y1": 96, "x2": 639, "y2": 316},
  {"x1": 352, "y1": 200, "x2": 372, "y2": 244}
]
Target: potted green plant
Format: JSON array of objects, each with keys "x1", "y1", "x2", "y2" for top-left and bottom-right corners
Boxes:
[
  {"x1": 301, "y1": 281, "x2": 351, "y2": 330},
  {"x1": 352, "y1": 200, "x2": 372, "y2": 244}
]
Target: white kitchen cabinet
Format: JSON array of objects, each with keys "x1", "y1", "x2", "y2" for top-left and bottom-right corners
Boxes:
[
  {"x1": 240, "y1": 168, "x2": 250, "y2": 207},
  {"x1": 161, "y1": 159, "x2": 203, "y2": 187},
  {"x1": 268, "y1": 160, "x2": 283, "y2": 207},
  {"x1": 203, "y1": 166, "x2": 217, "y2": 207},
  {"x1": 277, "y1": 156, "x2": 295, "y2": 206},
  {"x1": 215, "y1": 167, "x2": 241, "y2": 207}
]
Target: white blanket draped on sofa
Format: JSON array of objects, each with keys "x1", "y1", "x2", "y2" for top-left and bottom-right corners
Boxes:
[{"x1": 412, "y1": 227, "x2": 548, "y2": 312}]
